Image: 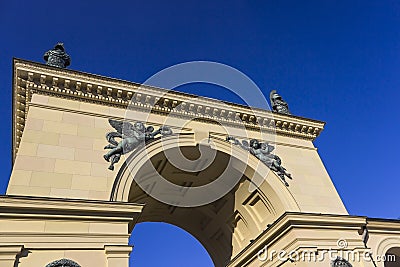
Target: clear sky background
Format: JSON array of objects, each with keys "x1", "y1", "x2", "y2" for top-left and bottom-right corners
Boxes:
[{"x1": 0, "y1": 1, "x2": 399, "y2": 266}]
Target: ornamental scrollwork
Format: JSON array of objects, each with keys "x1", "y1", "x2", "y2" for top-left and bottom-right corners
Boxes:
[
  {"x1": 226, "y1": 136, "x2": 292, "y2": 186},
  {"x1": 104, "y1": 119, "x2": 173, "y2": 170}
]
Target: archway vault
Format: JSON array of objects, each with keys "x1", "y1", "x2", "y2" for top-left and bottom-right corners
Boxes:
[{"x1": 111, "y1": 135, "x2": 300, "y2": 266}]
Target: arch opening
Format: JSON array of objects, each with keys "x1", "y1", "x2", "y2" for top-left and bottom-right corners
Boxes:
[{"x1": 113, "y1": 136, "x2": 299, "y2": 266}]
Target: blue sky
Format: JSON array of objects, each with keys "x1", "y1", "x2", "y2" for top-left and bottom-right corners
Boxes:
[{"x1": 1, "y1": 1, "x2": 399, "y2": 266}]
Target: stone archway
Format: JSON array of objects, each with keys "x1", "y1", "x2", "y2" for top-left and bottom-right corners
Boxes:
[{"x1": 111, "y1": 135, "x2": 300, "y2": 266}]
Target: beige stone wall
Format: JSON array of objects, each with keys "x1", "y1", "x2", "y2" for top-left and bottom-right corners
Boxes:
[
  {"x1": 8, "y1": 91, "x2": 347, "y2": 215},
  {"x1": 273, "y1": 142, "x2": 347, "y2": 214},
  {"x1": 9, "y1": 60, "x2": 346, "y2": 211},
  {"x1": 8, "y1": 60, "x2": 348, "y2": 214},
  {"x1": 0, "y1": 196, "x2": 141, "y2": 267},
  {"x1": 5, "y1": 91, "x2": 347, "y2": 264},
  {"x1": 8, "y1": 95, "x2": 116, "y2": 200}
]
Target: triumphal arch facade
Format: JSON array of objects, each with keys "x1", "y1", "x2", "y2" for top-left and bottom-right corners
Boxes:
[{"x1": 1, "y1": 47, "x2": 399, "y2": 267}]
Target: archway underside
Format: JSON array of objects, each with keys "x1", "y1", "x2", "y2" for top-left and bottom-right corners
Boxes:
[{"x1": 121, "y1": 144, "x2": 290, "y2": 267}]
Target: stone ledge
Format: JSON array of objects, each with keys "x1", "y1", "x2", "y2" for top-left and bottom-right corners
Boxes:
[
  {"x1": 13, "y1": 59, "x2": 325, "y2": 161},
  {"x1": 0, "y1": 195, "x2": 143, "y2": 222}
]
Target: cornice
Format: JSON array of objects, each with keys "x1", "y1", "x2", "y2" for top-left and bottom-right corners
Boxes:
[
  {"x1": 366, "y1": 218, "x2": 400, "y2": 233},
  {"x1": 227, "y1": 212, "x2": 367, "y2": 267},
  {"x1": 0, "y1": 195, "x2": 143, "y2": 222},
  {"x1": 12, "y1": 59, "x2": 325, "y2": 161}
]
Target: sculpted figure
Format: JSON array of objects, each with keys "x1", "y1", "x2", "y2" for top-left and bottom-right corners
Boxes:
[
  {"x1": 104, "y1": 119, "x2": 172, "y2": 170},
  {"x1": 270, "y1": 90, "x2": 290, "y2": 114},
  {"x1": 43, "y1": 43, "x2": 71, "y2": 68},
  {"x1": 226, "y1": 136, "x2": 292, "y2": 186}
]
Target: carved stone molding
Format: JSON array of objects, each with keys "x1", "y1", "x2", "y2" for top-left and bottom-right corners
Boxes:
[{"x1": 12, "y1": 59, "x2": 325, "y2": 161}]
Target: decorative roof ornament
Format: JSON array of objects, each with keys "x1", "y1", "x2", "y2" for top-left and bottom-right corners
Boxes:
[
  {"x1": 104, "y1": 119, "x2": 173, "y2": 170},
  {"x1": 270, "y1": 90, "x2": 290, "y2": 114},
  {"x1": 45, "y1": 258, "x2": 81, "y2": 267},
  {"x1": 226, "y1": 136, "x2": 292, "y2": 186},
  {"x1": 43, "y1": 42, "x2": 71, "y2": 68}
]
